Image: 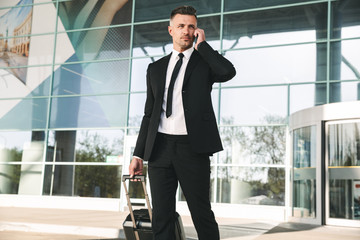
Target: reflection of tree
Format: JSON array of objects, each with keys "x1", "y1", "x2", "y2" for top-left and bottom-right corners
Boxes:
[
  {"x1": 74, "y1": 131, "x2": 123, "y2": 198},
  {"x1": 219, "y1": 115, "x2": 286, "y2": 205}
]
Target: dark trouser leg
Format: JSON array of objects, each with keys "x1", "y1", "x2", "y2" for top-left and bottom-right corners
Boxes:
[
  {"x1": 172, "y1": 142, "x2": 220, "y2": 240},
  {"x1": 148, "y1": 135, "x2": 178, "y2": 240}
]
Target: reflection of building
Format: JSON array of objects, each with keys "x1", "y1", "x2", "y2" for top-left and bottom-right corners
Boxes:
[{"x1": 11, "y1": 9, "x2": 32, "y2": 57}]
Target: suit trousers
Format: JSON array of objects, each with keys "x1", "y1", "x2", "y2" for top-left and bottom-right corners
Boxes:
[{"x1": 148, "y1": 132, "x2": 220, "y2": 240}]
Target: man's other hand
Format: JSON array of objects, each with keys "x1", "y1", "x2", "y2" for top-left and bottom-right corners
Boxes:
[{"x1": 129, "y1": 157, "x2": 143, "y2": 178}]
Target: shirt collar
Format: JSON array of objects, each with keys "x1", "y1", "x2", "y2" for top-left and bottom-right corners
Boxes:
[{"x1": 172, "y1": 47, "x2": 194, "y2": 60}]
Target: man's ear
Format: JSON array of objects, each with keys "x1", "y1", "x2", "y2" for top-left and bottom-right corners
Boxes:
[{"x1": 168, "y1": 26, "x2": 173, "y2": 37}]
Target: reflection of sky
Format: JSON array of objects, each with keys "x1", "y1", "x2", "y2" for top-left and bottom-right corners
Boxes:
[{"x1": 0, "y1": 0, "x2": 32, "y2": 38}]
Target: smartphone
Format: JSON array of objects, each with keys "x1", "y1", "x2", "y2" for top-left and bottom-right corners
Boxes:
[{"x1": 194, "y1": 35, "x2": 198, "y2": 44}]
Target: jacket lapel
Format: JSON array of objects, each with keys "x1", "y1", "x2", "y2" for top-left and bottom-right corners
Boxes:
[{"x1": 183, "y1": 50, "x2": 200, "y2": 87}]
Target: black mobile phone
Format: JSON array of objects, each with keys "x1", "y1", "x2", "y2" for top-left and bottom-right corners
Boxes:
[{"x1": 194, "y1": 35, "x2": 198, "y2": 44}]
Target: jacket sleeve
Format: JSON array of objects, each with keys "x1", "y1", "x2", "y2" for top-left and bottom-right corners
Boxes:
[
  {"x1": 132, "y1": 65, "x2": 153, "y2": 159},
  {"x1": 197, "y1": 41, "x2": 236, "y2": 83}
]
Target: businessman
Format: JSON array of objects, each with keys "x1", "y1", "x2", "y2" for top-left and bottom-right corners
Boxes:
[{"x1": 129, "y1": 5, "x2": 236, "y2": 240}]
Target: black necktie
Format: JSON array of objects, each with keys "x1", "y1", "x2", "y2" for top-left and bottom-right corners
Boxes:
[{"x1": 166, "y1": 53, "x2": 184, "y2": 118}]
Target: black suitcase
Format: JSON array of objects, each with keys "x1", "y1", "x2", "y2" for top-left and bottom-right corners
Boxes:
[{"x1": 122, "y1": 175, "x2": 186, "y2": 240}]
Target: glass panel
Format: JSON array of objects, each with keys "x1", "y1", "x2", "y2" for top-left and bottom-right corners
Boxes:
[
  {"x1": 133, "y1": 21, "x2": 172, "y2": 58},
  {"x1": 220, "y1": 86, "x2": 287, "y2": 125},
  {"x1": 328, "y1": 121, "x2": 360, "y2": 220},
  {"x1": 0, "y1": 98, "x2": 48, "y2": 130},
  {"x1": 197, "y1": 16, "x2": 220, "y2": 51},
  {"x1": 49, "y1": 95, "x2": 128, "y2": 128},
  {"x1": 314, "y1": 82, "x2": 328, "y2": 106},
  {"x1": 0, "y1": 164, "x2": 21, "y2": 194},
  {"x1": 219, "y1": 126, "x2": 286, "y2": 165},
  {"x1": 224, "y1": 0, "x2": 315, "y2": 12},
  {"x1": 128, "y1": 93, "x2": 145, "y2": 127},
  {"x1": 27, "y1": 35, "x2": 55, "y2": 65},
  {"x1": 0, "y1": 130, "x2": 46, "y2": 195},
  {"x1": 216, "y1": 166, "x2": 285, "y2": 206},
  {"x1": 46, "y1": 129, "x2": 124, "y2": 163},
  {"x1": 43, "y1": 165, "x2": 122, "y2": 198},
  {"x1": 290, "y1": 84, "x2": 315, "y2": 114},
  {"x1": 0, "y1": 131, "x2": 45, "y2": 162},
  {"x1": 331, "y1": 0, "x2": 360, "y2": 39},
  {"x1": 31, "y1": 3, "x2": 57, "y2": 35},
  {"x1": 56, "y1": 0, "x2": 132, "y2": 31},
  {"x1": 223, "y1": 43, "x2": 324, "y2": 87},
  {"x1": 0, "y1": 66, "x2": 51, "y2": 98},
  {"x1": 340, "y1": 39, "x2": 360, "y2": 81},
  {"x1": 223, "y1": 3, "x2": 327, "y2": 49},
  {"x1": 53, "y1": 60, "x2": 129, "y2": 95},
  {"x1": 292, "y1": 126, "x2": 317, "y2": 218},
  {"x1": 339, "y1": 81, "x2": 360, "y2": 103},
  {"x1": 131, "y1": 58, "x2": 153, "y2": 92},
  {"x1": 55, "y1": 26, "x2": 130, "y2": 63},
  {"x1": 134, "y1": 0, "x2": 221, "y2": 22}
]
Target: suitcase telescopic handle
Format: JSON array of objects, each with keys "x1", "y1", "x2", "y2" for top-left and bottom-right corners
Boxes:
[
  {"x1": 122, "y1": 174, "x2": 145, "y2": 182},
  {"x1": 122, "y1": 174, "x2": 153, "y2": 239}
]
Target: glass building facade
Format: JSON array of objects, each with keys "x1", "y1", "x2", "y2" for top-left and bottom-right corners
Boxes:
[{"x1": 0, "y1": 0, "x2": 359, "y2": 223}]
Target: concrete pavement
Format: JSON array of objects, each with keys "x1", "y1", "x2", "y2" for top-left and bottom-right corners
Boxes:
[{"x1": 0, "y1": 207, "x2": 359, "y2": 240}]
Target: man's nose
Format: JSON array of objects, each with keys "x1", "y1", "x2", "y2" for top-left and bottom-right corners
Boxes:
[{"x1": 183, "y1": 26, "x2": 190, "y2": 34}]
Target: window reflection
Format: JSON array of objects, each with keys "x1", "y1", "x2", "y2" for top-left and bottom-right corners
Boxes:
[
  {"x1": 56, "y1": 0, "x2": 132, "y2": 31},
  {"x1": 290, "y1": 84, "x2": 315, "y2": 114},
  {"x1": 0, "y1": 98, "x2": 48, "y2": 130},
  {"x1": 53, "y1": 60, "x2": 129, "y2": 96},
  {"x1": 131, "y1": 58, "x2": 153, "y2": 92},
  {"x1": 0, "y1": 164, "x2": 21, "y2": 194},
  {"x1": 292, "y1": 126, "x2": 317, "y2": 218},
  {"x1": 328, "y1": 122, "x2": 360, "y2": 220},
  {"x1": 43, "y1": 129, "x2": 124, "y2": 197},
  {"x1": 133, "y1": 21, "x2": 171, "y2": 58},
  {"x1": 46, "y1": 129, "x2": 124, "y2": 163},
  {"x1": 217, "y1": 166, "x2": 285, "y2": 206},
  {"x1": 55, "y1": 27, "x2": 130, "y2": 64},
  {"x1": 224, "y1": 44, "x2": 321, "y2": 87},
  {"x1": 43, "y1": 165, "x2": 122, "y2": 198},
  {"x1": 224, "y1": 0, "x2": 314, "y2": 12},
  {"x1": 128, "y1": 93, "x2": 146, "y2": 127},
  {"x1": 49, "y1": 95, "x2": 128, "y2": 128},
  {"x1": 340, "y1": 39, "x2": 360, "y2": 81},
  {"x1": 223, "y1": 3, "x2": 326, "y2": 49},
  {"x1": 0, "y1": 130, "x2": 45, "y2": 195},
  {"x1": 330, "y1": 0, "x2": 360, "y2": 39},
  {"x1": 219, "y1": 126, "x2": 286, "y2": 165},
  {"x1": 220, "y1": 86, "x2": 287, "y2": 125}
]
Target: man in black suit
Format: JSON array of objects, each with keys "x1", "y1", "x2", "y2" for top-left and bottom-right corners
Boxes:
[{"x1": 129, "y1": 5, "x2": 236, "y2": 240}]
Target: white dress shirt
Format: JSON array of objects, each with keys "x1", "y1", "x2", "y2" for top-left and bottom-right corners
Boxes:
[{"x1": 158, "y1": 47, "x2": 194, "y2": 135}]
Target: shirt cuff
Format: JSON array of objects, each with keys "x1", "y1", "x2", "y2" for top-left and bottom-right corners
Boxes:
[{"x1": 133, "y1": 156, "x2": 143, "y2": 161}]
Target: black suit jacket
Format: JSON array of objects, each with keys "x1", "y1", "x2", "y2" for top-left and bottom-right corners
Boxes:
[{"x1": 133, "y1": 41, "x2": 236, "y2": 161}]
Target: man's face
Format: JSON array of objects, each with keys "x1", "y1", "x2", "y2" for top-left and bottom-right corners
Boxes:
[{"x1": 168, "y1": 14, "x2": 197, "y2": 52}]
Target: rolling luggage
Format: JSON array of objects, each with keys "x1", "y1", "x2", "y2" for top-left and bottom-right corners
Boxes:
[{"x1": 122, "y1": 175, "x2": 186, "y2": 240}]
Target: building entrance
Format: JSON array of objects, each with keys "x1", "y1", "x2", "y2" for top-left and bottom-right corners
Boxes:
[
  {"x1": 326, "y1": 120, "x2": 360, "y2": 227},
  {"x1": 290, "y1": 101, "x2": 360, "y2": 227}
]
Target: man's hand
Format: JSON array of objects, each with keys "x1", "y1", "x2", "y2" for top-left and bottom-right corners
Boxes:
[
  {"x1": 129, "y1": 157, "x2": 143, "y2": 178},
  {"x1": 194, "y1": 28, "x2": 205, "y2": 50}
]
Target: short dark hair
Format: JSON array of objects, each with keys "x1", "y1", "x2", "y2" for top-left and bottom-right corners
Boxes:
[{"x1": 170, "y1": 5, "x2": 197, "y2": 20}]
